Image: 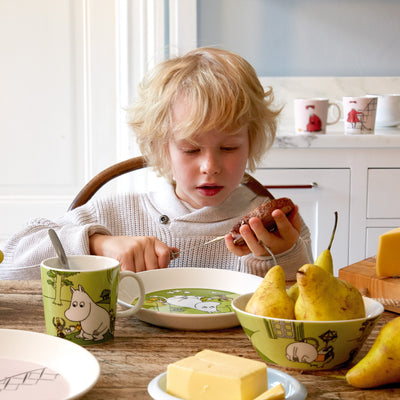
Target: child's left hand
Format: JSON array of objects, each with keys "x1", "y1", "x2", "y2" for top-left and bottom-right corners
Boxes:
[{"x1": 225, "y1": 205, "x2": 302, "y2": 258}]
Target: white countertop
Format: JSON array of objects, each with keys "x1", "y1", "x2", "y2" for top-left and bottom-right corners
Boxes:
[{"x1": 274, "y1": 128, "x2": 400, "y2": 149}]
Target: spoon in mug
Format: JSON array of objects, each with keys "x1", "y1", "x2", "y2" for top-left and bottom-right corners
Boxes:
[{"x1": 48, "y1": 228, "x2": 70, "y2": 269}]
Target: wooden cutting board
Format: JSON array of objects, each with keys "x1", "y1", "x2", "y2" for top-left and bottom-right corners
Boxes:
[{"x1": 339, "y1": 256, "x2": 400, "y2": 314}]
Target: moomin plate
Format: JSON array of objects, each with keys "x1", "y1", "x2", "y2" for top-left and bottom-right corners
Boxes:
[{"x1": 118, "y1": 267, "x2": 263, "y2": 330}]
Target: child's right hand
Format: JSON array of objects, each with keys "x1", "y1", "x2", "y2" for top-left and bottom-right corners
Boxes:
[{"x1": 89, "y1": 234, "x2": 178, "y2": 272}]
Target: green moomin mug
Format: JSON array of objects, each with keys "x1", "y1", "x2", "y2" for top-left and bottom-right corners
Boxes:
[{"x1": 40, "y1": 255, "x2": 145, "y2": 345}]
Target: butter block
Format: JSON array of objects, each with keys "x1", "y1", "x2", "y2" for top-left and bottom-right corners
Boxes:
[
  {"x1": 166, "y1": 349, "x2": 268, "y2": 400},
  {"x1": 254, "y1": 383, "x2": 285, "y2": 400},
  {"x1": 376, "y1": 227, "x2": 400, "y2": 277}
]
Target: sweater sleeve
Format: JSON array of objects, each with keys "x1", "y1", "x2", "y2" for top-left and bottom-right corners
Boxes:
[
  {"x1": 242, "y1": 220, "x2": 313, "y2": 280},
  {"x1": 1, "y1": 201, "x2": 111, "y2": 279}
]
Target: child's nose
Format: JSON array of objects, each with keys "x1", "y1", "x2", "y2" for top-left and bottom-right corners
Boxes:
[{"x1": 200, "y1": 153, "x2": 221, "y2": 175}]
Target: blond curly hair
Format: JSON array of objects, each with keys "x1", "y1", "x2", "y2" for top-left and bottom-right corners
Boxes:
[{"x1": 127, "y1": 47, "x2": 280, "y2": 183}]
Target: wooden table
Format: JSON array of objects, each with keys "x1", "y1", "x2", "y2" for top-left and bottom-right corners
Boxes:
[{"x1": 1, "y1": 280, "x2": 400, "y2": 400}]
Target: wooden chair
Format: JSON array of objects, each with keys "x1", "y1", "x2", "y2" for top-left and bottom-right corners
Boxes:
[{"x1": 68, "y1": 155, "x2": 274, "y2": 211}]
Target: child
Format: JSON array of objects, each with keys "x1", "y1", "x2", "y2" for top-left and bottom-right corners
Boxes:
[{"x1": 2, "y1": 47, "x2": 313, "y2": 280}]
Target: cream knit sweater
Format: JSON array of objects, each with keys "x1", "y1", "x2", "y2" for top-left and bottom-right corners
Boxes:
[{"x1": 1, "y1": 181, "x2": 313, "y2": 280}]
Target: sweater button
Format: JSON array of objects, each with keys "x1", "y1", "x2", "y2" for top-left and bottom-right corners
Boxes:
[{"x1": 159, "y1": 215, "x2": 169, "y2": 224}]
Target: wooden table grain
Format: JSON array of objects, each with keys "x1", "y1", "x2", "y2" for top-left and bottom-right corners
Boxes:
[{"x1": 1, "y1": 280, "x2": 400, "y2": 400}]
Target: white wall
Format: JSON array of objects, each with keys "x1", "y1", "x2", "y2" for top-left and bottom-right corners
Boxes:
[{"x1": 0, "y1": 0, "x2": 173, "y2": 246}]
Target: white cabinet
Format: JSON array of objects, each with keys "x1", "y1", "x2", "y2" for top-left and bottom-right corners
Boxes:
[
  {"x1": 253, "y1": 168, "x2": 350, "y2": 275},
  {"x1": 365, "y1": 168, "x2": 400, "y2": 257},
  {"x1": 257, "y1": 135, "x2": 400, "y2": 272},
  {"x1": 365, "y1": 228, "x2": 392, "y2": 257},
  {"x1": 366, "y1": 169, "x2": 400, "y2": 219}
]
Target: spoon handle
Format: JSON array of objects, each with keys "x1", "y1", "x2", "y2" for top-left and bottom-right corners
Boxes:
[{"x1": 48, "y1": 229, "x2": 70, "y2": 269}]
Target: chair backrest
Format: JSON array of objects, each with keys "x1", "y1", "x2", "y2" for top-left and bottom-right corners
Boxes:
[{"x1": 68, "y1": 155, "x2": 274, "y2": 211}]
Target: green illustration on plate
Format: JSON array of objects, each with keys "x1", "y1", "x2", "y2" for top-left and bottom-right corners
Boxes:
[{"x1": 134, "y1": 288, "x2": 239, "y2": 315}]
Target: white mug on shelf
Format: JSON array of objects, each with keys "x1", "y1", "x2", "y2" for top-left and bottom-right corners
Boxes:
[
  {"x1": 343, "y1": 96, "x2": 378, "y2": 134},
  {"x1": 294, "y1": 98, "x2": 341, "y2": 134},
  {"x1": 367, "y1": 94, "x2": 400, "y2": 127}
]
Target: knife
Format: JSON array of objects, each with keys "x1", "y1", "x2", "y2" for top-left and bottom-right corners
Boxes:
[
  {"x1": 170, "y1": 236, "x2": 225, "y2": 259},
  {"x1": 170, "y1": 236, "x2": 276, "y2": 264}
]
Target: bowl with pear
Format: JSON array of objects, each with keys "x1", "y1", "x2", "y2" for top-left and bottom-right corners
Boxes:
[
  {"x1": 232, "y1": 214, "x2": 384, "y2": 370},
  {"x1": 232, "y1": 263, "x2": 384, "y2": 371}
]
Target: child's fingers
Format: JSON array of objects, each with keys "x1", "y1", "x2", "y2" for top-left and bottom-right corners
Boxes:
[
  {"x1": 238, "y1": 223, "x2": 273, "y2": 257},
  {"x1": 271, "y1": 209, "x2": 300, "y2": 243},
  {"x1": 225, "y1": 234, "x2": 250, "y2": 256}
]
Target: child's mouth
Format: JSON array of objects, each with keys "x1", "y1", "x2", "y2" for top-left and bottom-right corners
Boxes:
[{"x1": 196, "y1": 185, "x2": 223, "y2": 197}]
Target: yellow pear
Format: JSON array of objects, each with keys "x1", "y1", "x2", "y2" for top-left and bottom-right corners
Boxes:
[
  {"x1": 314, "y1": 211, "x2": 338, "y2": 275},
  {"x1": 287, "y1": 211, "x2": 338, "y2": 303},
  {"x1": 254, "y1": 383, "x2": 285, "y2": 400},
  {"x1": 346, "y1": 317, "x2": 400, "y2": 388},
  {"x1": 245, "y1": 265, "x2": 295, "y2": 319},
  {"x1": 286, "y1": 282, "x2": 299, "y2": 303},
  {"x1": 0, "y1": 250, "x2": 3, "y2": 264},
  {"x1": 295, "y1": 264, "x2": 365, "y2": 321}
]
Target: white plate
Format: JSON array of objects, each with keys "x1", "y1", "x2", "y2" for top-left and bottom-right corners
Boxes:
[
  {"x1": 118, "y1": 268, "x2": 263, "y2": 330},
  {"x1": 0, "y1": 329, "x2": 100, "y2": 399},
  {"x1": 148, "y1": 368, "x2": 307, "y2": 400}
]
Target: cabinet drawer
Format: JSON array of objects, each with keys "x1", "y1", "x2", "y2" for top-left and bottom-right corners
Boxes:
[{"x1": 367, "y1": 169, "x2": 400, "y2": 219}]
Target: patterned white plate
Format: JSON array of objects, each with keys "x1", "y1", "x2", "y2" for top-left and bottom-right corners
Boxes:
[{"x1": 0, "y1": 329, "x2": 99, "y2": 399}]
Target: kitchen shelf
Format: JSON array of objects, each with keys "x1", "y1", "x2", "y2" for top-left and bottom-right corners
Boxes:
[{"x1": 274, "y1": 129, "x2": 400, "y2": 149}]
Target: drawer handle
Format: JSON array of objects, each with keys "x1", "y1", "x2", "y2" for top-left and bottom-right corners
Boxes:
[{"x1": 264, "y1": 182, "x2": 318, "y2": 190}]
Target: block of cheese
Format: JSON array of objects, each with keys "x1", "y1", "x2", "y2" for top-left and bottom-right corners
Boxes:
[
  {"x1": 166, "y1": 349, "x2": 268, "y2": 400},
  {"x1": 253, "y1": 383, "x2": 285, "y2": 400},
  {"x1": 376, "y1": 227, "x2": 400, "y2": 277}
]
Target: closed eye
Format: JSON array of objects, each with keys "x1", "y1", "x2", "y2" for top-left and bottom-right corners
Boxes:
[
  {"x1": 182, "y1": 148, "x2": 200, "y2": 154},
  {"x1": 221, "y1": 146, "x2": 238, "y2": 151}
]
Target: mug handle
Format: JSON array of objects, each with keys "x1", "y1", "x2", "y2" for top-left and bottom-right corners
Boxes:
[
  {"x1": 116, "y1": 271, "x2": 145, "y2": 317},
  {"x1": 327, "y1": 102, "x2": 341, "y2": 125}
]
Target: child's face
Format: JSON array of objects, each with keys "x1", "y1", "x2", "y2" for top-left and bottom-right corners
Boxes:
[{"x1": 168, "y1": 99, "x2": 249, "y2": 209}]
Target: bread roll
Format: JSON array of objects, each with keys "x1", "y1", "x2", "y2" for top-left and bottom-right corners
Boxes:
[{"x1": 230, "y1": 197, "x2": 295, "y2": 245}]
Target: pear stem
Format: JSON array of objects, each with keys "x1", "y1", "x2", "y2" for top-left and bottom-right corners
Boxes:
[{"x1": 327, "y1": 211, "x2": 338, "y2": 250}]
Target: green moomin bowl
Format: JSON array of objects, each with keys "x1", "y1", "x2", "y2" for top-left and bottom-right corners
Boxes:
[{"x1": 232, "y1": 293, "x2": 383, "y2": 370}]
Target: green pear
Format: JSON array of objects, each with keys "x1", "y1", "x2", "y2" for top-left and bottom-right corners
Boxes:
[
  {"x1": 287, "y1": 212, "x2": 338, "y2": 303},
  {"x1": 245, "y1": 265, "x2": 295, "y2": 319},
  {"x1": 295, "y1": 264, "x2": 365, "y2": 321},
  {"x1": 346, "y1": 317, "x2": 400, "y2": 388}
]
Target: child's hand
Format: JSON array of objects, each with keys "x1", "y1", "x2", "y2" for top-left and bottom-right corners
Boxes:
[
  {"x1": 225, "y1": 205, "x2": 302, "y2": 259},
  {"x1": 89, "y1": 234, "x2": 178, "y2": 272}
]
